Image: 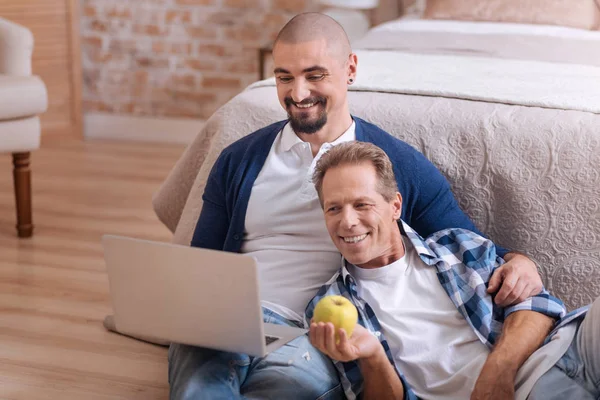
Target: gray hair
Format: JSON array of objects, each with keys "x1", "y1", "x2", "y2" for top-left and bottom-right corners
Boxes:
[{"x1": 313, "y1": 141, "x2": 399, "y2": 206}]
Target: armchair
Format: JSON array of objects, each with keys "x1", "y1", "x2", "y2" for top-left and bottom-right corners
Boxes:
[{"x1": 0, "y1": 17, "x2": 48, "y2": 237}]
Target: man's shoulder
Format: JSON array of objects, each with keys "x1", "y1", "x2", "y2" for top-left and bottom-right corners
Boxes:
[
  {"x1": 425, "y1": 228, "x2": 498, "y2": 264},
  {"x1": 427, "y1": 227, "x2": 487, "y2": 242},
  {"x1": 403, "y1": 222, "x2": 493, "y2": 261},
  {"x1": 355, "y1": 117, "x2": 432, "y2": 175}
]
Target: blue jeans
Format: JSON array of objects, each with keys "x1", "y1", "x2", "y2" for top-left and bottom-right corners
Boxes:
[
  {"x1": 168, "y1": 308, "x2": 343, "y2": 400},
  {"x1": 529, "y1": 296, "x2": 600, "y2": 400}
]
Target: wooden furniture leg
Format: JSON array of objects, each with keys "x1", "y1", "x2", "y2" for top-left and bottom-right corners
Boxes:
[{"x1": 12, "y1": 152, "x2": 33, "y2": 238}]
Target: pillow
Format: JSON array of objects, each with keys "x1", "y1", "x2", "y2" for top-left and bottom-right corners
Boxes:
[{"x1": 424, "y1": 0, "x2": 600, "y2": 30}]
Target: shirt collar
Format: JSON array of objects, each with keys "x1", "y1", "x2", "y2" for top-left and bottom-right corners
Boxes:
[
  {"x1": 340, "y1": 256, "x2": 352, "y2": 284},
  {"x1": 280, "y1": 120, "x2": 357, "y2": 153},
  {"x1": 280, "y1": 122, "x2": 304, "y2": 152},
  {"x1": 398, "y1": 220, "x2": 437, "y2": 262}
]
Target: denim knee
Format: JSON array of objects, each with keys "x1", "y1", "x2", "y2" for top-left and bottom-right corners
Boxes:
[
  {"x1": 169, "y1": 343, "x2": 251, "y2": 400},
  {"x1": 242, "y1": 334, "x2": 343, "y2": 400}
]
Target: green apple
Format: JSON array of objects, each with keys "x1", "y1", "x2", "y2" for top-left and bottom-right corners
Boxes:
[{"x1": 313, "y1": 295, "x2": 358, "y2": 342}]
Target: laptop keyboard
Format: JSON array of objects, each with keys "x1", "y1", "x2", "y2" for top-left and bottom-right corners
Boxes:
[{"x1": 265, "y1": 335, "x2": 280, "y2": 346}]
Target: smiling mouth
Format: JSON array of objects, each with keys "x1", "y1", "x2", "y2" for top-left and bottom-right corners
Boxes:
[
  {"x1": 293, "y1": 101, "x2": 319, "y2": 109},
  {"x1": 341, "y1": 233, "x2": 369, "y2": 244}
]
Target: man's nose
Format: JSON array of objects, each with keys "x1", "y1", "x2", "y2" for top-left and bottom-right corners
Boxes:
[
  {"x1": 291, "y1": 80, "x2": 310, "y2": 103},
  {"x1": 340, "y1": 207, "x2": 358, "y2": 230}
]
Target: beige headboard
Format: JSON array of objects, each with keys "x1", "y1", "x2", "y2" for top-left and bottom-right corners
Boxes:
[
  {"x1": 372, "y1": 0, "x2": 418, "y2": 25},
  {"x1": 423, "y1": 0, "x2": 600, "y2": 30},
  {"x1": 374, "y1": 1, "x2": 600, "y2": 30}
]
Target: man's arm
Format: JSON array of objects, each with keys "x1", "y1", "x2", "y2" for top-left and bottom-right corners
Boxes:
[
  {"x1": 190, "y1": 154, "x2": 230, "y2": 249},
  {"x1": 309, "y1": 322, "x2": 405, "y2": 400},
  {"x1": 470, "y1": 310, "x2": 555, "y2": 400},
  {"x1": 359, "y1": 348, "x2": 405, "y2": 400}
]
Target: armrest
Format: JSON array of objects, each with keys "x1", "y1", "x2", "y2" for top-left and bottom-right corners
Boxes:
[{"x1": 0, "y1": 17, "x2": 34, "y2": 76}]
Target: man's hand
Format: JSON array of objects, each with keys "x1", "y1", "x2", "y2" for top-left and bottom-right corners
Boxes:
[
  {"x1": 470, "y1": 362, "x2": 515, "y2": 400},
  {"x1": 487, "y1": 252, "x2": 543, "y2": 306},
  {"x1": 309, "y1": 321, "x2": 382, "y2": 363}
]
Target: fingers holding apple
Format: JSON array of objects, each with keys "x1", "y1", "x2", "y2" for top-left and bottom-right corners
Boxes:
[
  {"x1": 310, "y1": 322, "x2": 382, "y2": 363},
  {"x1": 310, "y1": 321, "x2": 356, "y2": 362}
]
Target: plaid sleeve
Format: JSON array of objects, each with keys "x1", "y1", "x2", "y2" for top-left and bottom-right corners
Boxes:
[
  {"x1": 503, "y1": 289, "x2": 566, "y2": 321},
  {"x1": 436, "y1": 229, "x2": 568, "y2": 325}
]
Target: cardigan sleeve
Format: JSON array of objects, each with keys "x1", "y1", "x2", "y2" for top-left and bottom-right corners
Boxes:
[{"x1": 190, "y1": 153, "x2": 231, "y2": 251}]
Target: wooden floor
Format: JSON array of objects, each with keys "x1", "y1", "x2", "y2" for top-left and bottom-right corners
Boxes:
[{"x1": 0, "y1": 140, "x2": 186, "y2": 399}]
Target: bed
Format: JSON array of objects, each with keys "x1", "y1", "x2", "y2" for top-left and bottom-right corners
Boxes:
[{"x1": 152, "y1": 18, "x2": 600, "y2": 311}]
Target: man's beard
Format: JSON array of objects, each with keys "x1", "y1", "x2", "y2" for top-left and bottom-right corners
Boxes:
[{"x1": 285, "y1": 96, "x2": 327, "y2": 134}]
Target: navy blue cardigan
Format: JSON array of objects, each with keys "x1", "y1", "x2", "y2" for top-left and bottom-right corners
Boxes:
[{"x1": 191, "y1": 116, "x2": 507, "y2": 257}]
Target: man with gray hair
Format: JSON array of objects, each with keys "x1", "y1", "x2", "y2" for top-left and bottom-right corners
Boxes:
[
  {"x1": 169, "y1": 12, "x2": 545, "y2": 399},
  {"x1": 308, "y1": 141, "x2": 597, "y2": 400}
]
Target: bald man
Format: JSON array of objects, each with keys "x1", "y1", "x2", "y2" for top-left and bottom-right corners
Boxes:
[{"x1": 168, "y1": 12, "x2": 544, "y2": 399}]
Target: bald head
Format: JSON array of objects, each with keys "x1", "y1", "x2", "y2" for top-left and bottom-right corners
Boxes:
[{"x1": 274, "y1": 13, "x2": 352, "y2": 62}]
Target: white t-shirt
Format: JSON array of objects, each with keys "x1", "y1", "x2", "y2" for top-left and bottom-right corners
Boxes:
[
  {"x1": 349, "y1": 237, "x2": 489, "y2": 399},
  {"x1": 348, "y1": 237, "x2": 576, "y2": 400},
  {"x1": 242, "y1": 122, "x2": 356, "y2": 322}
]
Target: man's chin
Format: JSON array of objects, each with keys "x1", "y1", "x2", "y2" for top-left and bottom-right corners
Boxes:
[
  {"x1": 289, "y1": 117, "x2": 326, "y2": 134},
  {"x1": 287, "y1": 107, "x2": 327, "y2": 134},
  {"x1": 343, "y1": 253, "x2": 369, "y2": 267}
]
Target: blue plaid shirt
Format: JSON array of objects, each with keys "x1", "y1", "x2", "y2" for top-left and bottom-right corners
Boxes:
[{"x1": 305, "y1": 221, "x2": 589, "y2": 400}]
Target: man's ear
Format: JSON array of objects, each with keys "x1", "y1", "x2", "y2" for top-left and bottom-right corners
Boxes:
[
  {"x1": 393, "y1": 192, "x2": 402, "y2": 220},
  {"x1": 347, "y1": 53, "x2": 358, "y2": 81}
]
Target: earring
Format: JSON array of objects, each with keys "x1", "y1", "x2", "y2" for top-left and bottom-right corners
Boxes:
[{"x1": 348, "y1": 78, "x2": 354, "y2": 84}]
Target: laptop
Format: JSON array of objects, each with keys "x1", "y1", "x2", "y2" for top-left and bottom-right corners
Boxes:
[{"x1": 102, "y1": 235, "x2": 308, "y2": 357}]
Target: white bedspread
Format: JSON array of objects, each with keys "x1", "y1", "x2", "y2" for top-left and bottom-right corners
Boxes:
[{"x1": 251, "y1": 50, "x2": 600, "y2": 114}]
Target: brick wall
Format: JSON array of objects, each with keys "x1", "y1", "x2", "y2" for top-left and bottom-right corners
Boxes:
[{"x1": 81, "y1": 0, "x2": 317, "y2": 120}]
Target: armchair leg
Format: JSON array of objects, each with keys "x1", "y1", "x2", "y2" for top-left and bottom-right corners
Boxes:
[{"x1": 12, "y1": 152, "x2": 33, "y2": 238}]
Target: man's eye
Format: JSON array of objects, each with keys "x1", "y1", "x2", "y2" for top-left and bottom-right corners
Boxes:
[
  {"x1": 278, "y1": 76, "x2": 292, "y2": 83},
  {"x1": 307, "y1": 74, "x2": 325, "y2": 81},
  {"x1": 327, "y1": 206, "x2": 339, "y2": 213},
  {"x1": 356, "y1": 203, "x2": 369, "y2": 209}
]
